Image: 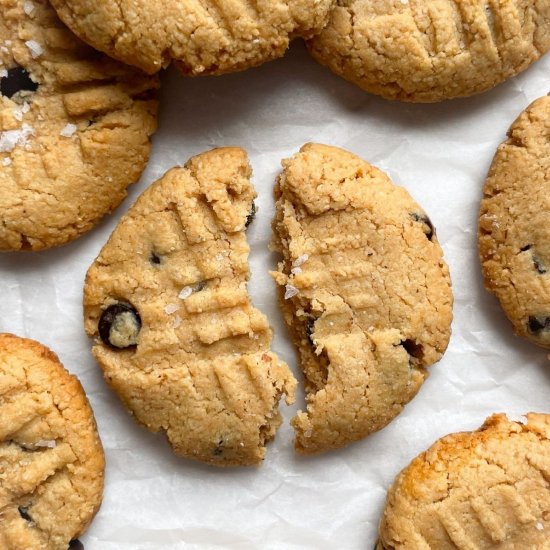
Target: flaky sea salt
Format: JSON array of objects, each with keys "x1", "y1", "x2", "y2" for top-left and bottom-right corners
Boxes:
[
  {"x1": 13, "y1": 103, "x2": 29, "y2": 121},
  {"x1": 173, "y1": 315, "x2": 182, "y2": 329},
  {"x1": 536, "y1": 522, "x2": 544, "y2": 531},
  {"x1": 0, "y1": 69, "x2": 7, "y2": 78},
  {"x1": 178, "y1": 286, "x2": 193, "y2": 300},
  {"x1": 290, "y1": 266, "x2": 302, "y2": 276},
  {"x1": 35, "y1": 439, "x2": 56, "y2": 448},
  {"x1": 284, "y1": 284, "x2": 299, "y2": 300},
  {"x1": 23, "y1": 0, "x2": 35, "y2": 14},
  {"x1": 0, "y1": 123, "x2": 34, "y2": 152},
  {"x1": 164, "y1": 303, "x2": 180, "y2": 315},
  {"x1": 507, "y1": 413, "x2": 527, "y2": 424},
  {"x1": 293, "y1": 254, "x2": 309, "y2": 267},
  {"x1": 60, "y1": 123, "x2": 77, "y2": 137},
  {"x1": 25, "y1": 40, "x2": 43, "y2": 58},
  {"x1": 2, "y1": 157, "x2": 12, "y2": 166}
]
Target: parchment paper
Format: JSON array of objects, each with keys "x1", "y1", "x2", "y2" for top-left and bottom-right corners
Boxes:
[{"x1": 1, "y1": 43, "x2": 550, "y2": 549}]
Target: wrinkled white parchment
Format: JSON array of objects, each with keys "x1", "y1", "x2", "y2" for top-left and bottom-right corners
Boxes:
[{"x1": 1, "y1": 42, "x2": 549, "y2": 550}]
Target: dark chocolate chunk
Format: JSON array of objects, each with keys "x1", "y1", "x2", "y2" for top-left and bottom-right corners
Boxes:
[
  {"x1": 99, "y1": 303, "x2": 141, "y2": 349},
  {"x1": 519, "y1": 245, "x2": 547, "y2": 274},
  {"x1": 533, "y1": 256, "x2": 547, "y2": 275},
  {"x1": 213, "y1": 439, "x2": 224, "y2": 456},
  {"x1": 400, "y1": 339, "x2": 424, "y2": 360},
  {"x1": 150, "y1": 252, "x2": 162, "y2": 265},
  {"x1": 69, "y1": 540, "x2": 84, "y2": 550},
  {"x1": 18, "y1": 506, "x2": 32, "y2": 522},
  {"x1": 410, "y1": 212, "x2": 435, "y2": 241},
  {"x1": 193, "y1": 280, "x2": 207, "y2": 292},
  {"x1": 0, "y1": 67, "x2": 38, "y2": 99},
  {"x1": 245, "y1": 202, "x2": 256, "y2": 228},
  {"x1": 528, "y1": 315, "x2": 550, "y2": 334}
]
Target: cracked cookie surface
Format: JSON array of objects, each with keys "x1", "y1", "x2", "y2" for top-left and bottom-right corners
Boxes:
[
  {"x1": 377, "y1": 413, "x2": 550, "y2": 549},
  {"x1": 84, "y1": 147, "x2": 296, "y2": 467},
  {"x1": 479, "y1": 94, "x2": 550, "y2": 349},
  {"x1": 308, "y1": 0, "x2": 550, "y2": 102},
  {"x1": 0, "y1": 0, "x2": 159, "y2": 251},
  {"x1": 271, "y1": 143, "x2": 453, "y2": 454},
  {"x1": 0, "y1": 333, "x2": 105, "y2": 550},
  {"x1": 50, "y1": 0, "x2": 334, "y2": 75}
]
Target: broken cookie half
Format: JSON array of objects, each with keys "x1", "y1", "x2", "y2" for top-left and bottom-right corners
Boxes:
[
  {"x1": 272, "y1": 143, "x2": 453, "y2": 454},
  {"x1": 84, "y1": 147, "x2": 296, "y2": 467}
]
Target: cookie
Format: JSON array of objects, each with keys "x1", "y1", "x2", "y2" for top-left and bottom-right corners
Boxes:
[
  {"x1": 479, "y1": 94, "x2": 550, "y2": 349},
  {"x1": 308, "y1": 0, "x2": 550, "y2": 102},
  {"x1": 83, "y1": 147, "x2": 296, "y2": 467},
  {"x1": 0, "y1": 333, "x2": 105, "y2": 550},
  {"x1": 271, "y1": 143, "x2": 453, "y2": 454},
  {"x1": 377, "y1": 413, "x2": 550, "y2": 549},
  {"x1": 50, "y1": 0, "x2": 335, "y2": 76},
  {"x1": 0, "y1": 0, "x2": 159, "y2": 251}
]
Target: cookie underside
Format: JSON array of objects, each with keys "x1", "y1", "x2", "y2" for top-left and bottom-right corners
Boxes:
[{"x1": 84, "y1": 147, "x2": 296, "y2": 467}]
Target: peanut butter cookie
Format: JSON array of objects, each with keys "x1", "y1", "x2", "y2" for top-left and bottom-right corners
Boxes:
[
  {"x1": 0, "y1": 333, "x2": 105, "y2": 550},
  {"x1": 272, "y1": 143, "x2": 453, "y2": 454},
  {"x1": 378, "y1": 414, "x2": 550, "y2": 549},
  {"x1": 84, "y1": 147, "x2": 296, "y2": 467},
  {"x1": 479, "y1": 94, "x2": 550, "y2": 349},
  {"x1": 308, "y1": 0, "x2": 550, "y2": 102},
  {"x1": 0, "y1": 0, "x2": 158, "y2": 251}
]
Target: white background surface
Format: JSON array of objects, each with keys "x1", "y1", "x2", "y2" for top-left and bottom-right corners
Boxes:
[{"x1": 1, "y1": 43, "x2": 550, "y2": 549}]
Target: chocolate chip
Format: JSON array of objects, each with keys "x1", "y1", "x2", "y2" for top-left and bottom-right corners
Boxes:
[
  {"x1": 0, "y1": 67, "x2": 38, "y2": 99},
  {"x1": 18, "y1": 506, "x2": 32, "y2": 522},
  {"x1": 69, "y1": 541, "x2": 84, "y2": 550},
  {"x1": 99, "y1": 303, "x2": 141, "y2": 349},
  {"x1": 194, "y1": 281, "x2": 206, "y2": 292},
  {"x1": 400, "y1": 339, "x2": 424, "y2": 361},
  {"x1": 533, "y1": 256, "x2": 547, "y2": 274},
  {"x1": 213, "y1": 439, "x2": 224, "y2": 456},
  {"x1": 306, "y1": 318, "x2": 317, "y2": 346},
  {"x1": 150, "y1": 252, "x2": 162, "y2": 265},
  {"x1": 528, "y1": 316, "x2": 550, "y2": 334},
  {"x1": 520, "y1": 245, "x2": 546, "y2": 274},
  {"x1": 410, "y1": 212, "x2": 435, "y2": 241},
  {"x1": 245, "y1": 202, "x2": 256, "y2": 228}
]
